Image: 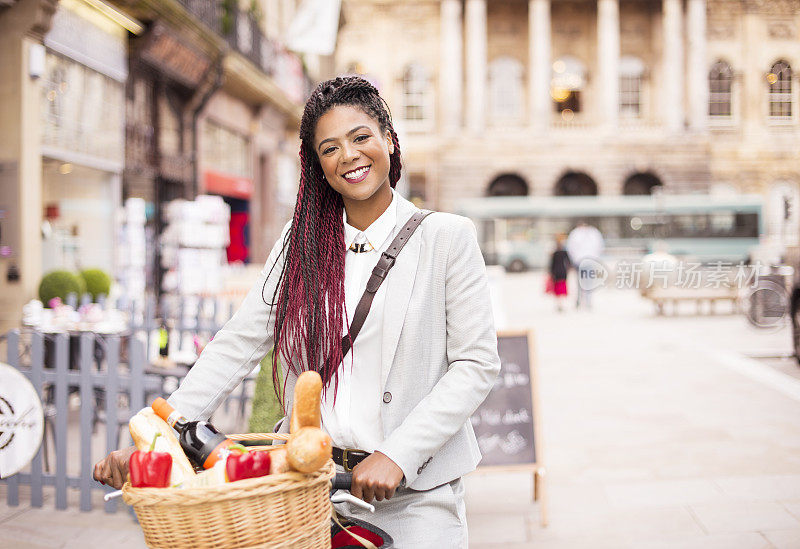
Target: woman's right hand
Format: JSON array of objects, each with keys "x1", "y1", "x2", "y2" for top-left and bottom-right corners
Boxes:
[{"x1": 93, "y1": 446, "x2": 136, "y2": 489}]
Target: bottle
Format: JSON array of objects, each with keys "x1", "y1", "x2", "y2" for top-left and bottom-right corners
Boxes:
[
  {"x1": 158, "y1": 322, "x2": 169, "y2": 357},
  {"x1": 151, "y1": 398, "x2": 234, "y2": 469}
]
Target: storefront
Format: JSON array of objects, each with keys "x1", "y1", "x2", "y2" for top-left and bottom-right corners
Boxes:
[
  {"x1": 124, "y1": 20, "x2": 216, "y2": 295},
  {"x1": 201, "y1": 117, "x2": 254, "y2": 264}
]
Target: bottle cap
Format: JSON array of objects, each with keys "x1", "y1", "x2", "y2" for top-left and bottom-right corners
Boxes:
[{"x1": 152, "y1": 397, "x2": 175, "y2": 422}]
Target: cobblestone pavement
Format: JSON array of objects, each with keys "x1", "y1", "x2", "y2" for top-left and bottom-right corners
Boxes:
[{"x1": 3, "y1": 270, "x2": 800, "y2": 548}]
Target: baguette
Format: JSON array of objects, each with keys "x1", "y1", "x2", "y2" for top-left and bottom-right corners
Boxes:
[
  {"x1": 289, "y1": 371, "x2": 322, "y2": 433},
  {"x1": 129, "y1": 407, "x2": 195, "y2": 486}
]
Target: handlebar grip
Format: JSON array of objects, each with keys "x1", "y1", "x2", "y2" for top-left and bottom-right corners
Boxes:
[{"x1": 331, "y1": 472, "x2": 352, "y2": 491}]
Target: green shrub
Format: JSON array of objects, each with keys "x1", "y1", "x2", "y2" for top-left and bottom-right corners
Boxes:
[
  {"x1": 38, "y1": 270, "x2": 83, "y2": 307},
  {"x1": 248, "y1": 348, "x2": 285, "y2": 435},
  {"x1": 79, "y1": 268, "x2": 111, "y2": 301}
]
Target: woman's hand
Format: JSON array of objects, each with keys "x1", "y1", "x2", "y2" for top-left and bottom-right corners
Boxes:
[
  {"x1": 350, "y1": 451, "x2": 404, "y2": 503},
  {"x1": 93, "y1": 446, "x2": 136, "y2": 489}
]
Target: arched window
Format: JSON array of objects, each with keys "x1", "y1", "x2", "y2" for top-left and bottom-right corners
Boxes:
[
  {"x1": 401, "y1": 63, "x2": 431, "y2": 128},
  {"x1": 708, "y1": 60, "x2": 733, "y2": 118},
  {"x1": 619, "y1": 56, "x2": 645, "y2": 118},
  {"x1": 489, "y1": 56, "x2": 524, "y2": 124},
  {"x1": 554, "y1": 172, "x2": 598, "y2": 196},
  {"x1": 623, "y1": 172, "x2": 662, "y2": 195},
  {"x1": 551, "y1": 56, "x2": 586, "y2": 117},
  {"x1": 768, "y1": 60, "x2": 792, "y2": 119},
  {"x1": 487, "y1": 173, "x2": 529, "y2": 196}
]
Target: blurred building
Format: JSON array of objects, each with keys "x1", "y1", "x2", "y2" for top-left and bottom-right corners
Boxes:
[
  {"x1": 0, "y1": 0, "x2": 129, "y2": 330},
  {"x1": 0, "y1": 0, "x2": 336, "y2": 331},
  {"x1": 336, "y1": 0, "x2": 800, "y2": 248}
]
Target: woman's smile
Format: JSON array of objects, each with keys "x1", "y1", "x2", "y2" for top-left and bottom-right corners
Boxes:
[{"x1": 342, "y1": 165, "x2": 371, "y2": 183}]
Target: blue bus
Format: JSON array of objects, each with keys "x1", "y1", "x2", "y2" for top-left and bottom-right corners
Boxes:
[{"x1": 456, "y1": 194, "x2": 764, "y2": 271}]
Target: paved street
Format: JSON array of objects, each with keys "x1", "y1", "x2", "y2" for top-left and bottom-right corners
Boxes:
[
  {"x1": 3, "y1": 270, "x2": 800, "y2": 548},
  {"x1": 466, "y1": 270, "x2": 800, "y2": 548}
]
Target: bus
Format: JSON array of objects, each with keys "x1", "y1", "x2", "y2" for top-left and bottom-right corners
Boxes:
[{"x1": 455, "y1": 194, "x2": 764, "y2": 271}]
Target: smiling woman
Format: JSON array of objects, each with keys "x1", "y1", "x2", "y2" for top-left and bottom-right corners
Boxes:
[
  {"x1": 314, "y1": 105, "x2": 395, "y2": 229},
  {"x1": 94, "y1": 76, "x2": 501, "y2": 548}
]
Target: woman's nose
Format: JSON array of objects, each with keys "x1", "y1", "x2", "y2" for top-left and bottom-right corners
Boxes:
[{"x1": 340, "y1": 142, "x2": 360, "y2": 163}]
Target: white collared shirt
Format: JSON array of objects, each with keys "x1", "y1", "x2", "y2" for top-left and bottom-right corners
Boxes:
[{"x1": 320, "y1": 189, "x2": 399, "y2": 452}]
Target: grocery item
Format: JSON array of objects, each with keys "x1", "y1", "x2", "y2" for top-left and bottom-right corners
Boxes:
[
  {"x1": 151, "y1": 398, "x2": 234, "y2": 469},
  {"x1": 225, "y1": 445, "x2": 271, "y2": 482},
  {"x1": 129, "y1": 407, "x2": 195, "y2": 486},
  {"x1": 286, "y1": 427, "x2": 332, "y2": 473},
  {"x1": 269, "y1": 447, "x2": 291, "y2": 474},
  {"x1": 129, "y1": 433, "x2": 173, "y2": 488},
  {"x1": 289, "y1": 371, "x2": 322, "y2": 433},
  {"x1": 173, "y1": 460, "x2": 227, "y2": 489}
]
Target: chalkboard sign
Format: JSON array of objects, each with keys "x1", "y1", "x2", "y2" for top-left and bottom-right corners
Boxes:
[{"x1": 470, "y1": 331, "x2": 540, "y2": 469}]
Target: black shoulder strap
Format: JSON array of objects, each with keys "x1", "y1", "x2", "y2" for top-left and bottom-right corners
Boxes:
[{"x1": 340, "y1": 209, "x2": 434, "y2": 358}]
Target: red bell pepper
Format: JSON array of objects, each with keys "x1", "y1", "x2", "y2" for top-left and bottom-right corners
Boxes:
[
  {"x1": 225, "y1": 444, "x2": 271, "y2": 482},
  {"x1": 129, "y1": 433, "x2": 173, "y2": 488}
]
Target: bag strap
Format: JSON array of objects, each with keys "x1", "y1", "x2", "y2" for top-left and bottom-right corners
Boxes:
[{"x1": 340, "y1": 209, "x2": 434, "y2": 358}]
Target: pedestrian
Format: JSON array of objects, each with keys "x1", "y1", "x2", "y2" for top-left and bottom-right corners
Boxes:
[
  {"x1": 566, "y1": 220, "x2": 605, "y2": 309},
  {"x1": 548, "y1": 234, "x2": 571, "y2": 311},
  {"x1": 94, "y1": 76, "x2": 501, "y2": 548}
]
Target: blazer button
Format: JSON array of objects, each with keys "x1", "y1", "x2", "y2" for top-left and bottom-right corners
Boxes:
[{"x1": 382, "y1": 391, "x2": 392, "y2": 403}]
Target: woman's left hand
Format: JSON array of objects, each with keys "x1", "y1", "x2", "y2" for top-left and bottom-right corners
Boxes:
[{"x1": 350, "y1": 451, "x2": 404, "y2": 503}]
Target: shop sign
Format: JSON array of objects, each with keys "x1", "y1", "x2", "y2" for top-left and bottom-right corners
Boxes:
[
  {"x1": 204, "y1": 170, "x2": 254, "y2": 200},
  {"x1": 0, "y1": 363, "x2": 44, "y2": 479},
  {"x1": 140, "y1": 22, "x2": 211, "y2": 89}
]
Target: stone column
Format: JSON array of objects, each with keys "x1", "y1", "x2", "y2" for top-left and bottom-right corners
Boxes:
[
  {"x1": 440, "y1": 0, "x2": 463, "y2": 134},
  {"x1": 686, "y1": 0, "x2": 708, "y2": 132},
  {"x1": 528, "y1": 0, "x2": 551, "y2": 131},
  {"x1": 662, "y1": 0, "x2": 684, "y2": 131},
  {"x1": 465, "y1": 0, "x2": 487, "y2": 132},
  {"x1": 597, "y1": 0, "x2": 620, "y2": 128}
]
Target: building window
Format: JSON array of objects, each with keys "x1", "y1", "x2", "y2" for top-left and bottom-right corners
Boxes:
[
  {"x1": 408, "y1": 173, "x2": 426, "y2": 207},
  {"x1": 768, "y1": 60, "x2": 792, "y2": 119},
  {"x1": 41, "y1": 51, "x2": 124, "y2": 162},
  {"x1": 709, "y1": 61, "x2": 734, "y2": 118},
  {"x1": 551, "y1": 56, "x2": 586, "y2": 120},
  {"x1": 619, "y1": 56, "x2": 645, "y2": 118},
  {"x1": 489, "y1": 56, "x2": 524, "y2": 124},
  {"x1": 401, "y1": 63, "x2": 431, "y2": 128},
  {"x1": 202, "y1": 120, "x2": 251, "y2": 178}
]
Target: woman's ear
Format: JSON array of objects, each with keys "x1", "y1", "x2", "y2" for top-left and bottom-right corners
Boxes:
[{"x1": 386, "y1": 131, "x2": 395, "y2": 155}]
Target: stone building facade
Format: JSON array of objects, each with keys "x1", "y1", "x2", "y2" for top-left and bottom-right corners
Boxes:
[{"x1": 335, "y1": 0, "x2": 800, "y2": 246}]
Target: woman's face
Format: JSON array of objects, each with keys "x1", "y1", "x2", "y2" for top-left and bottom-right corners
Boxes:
[{"x1": 313, "y1": 105, "x2": 394, "y2": 205}]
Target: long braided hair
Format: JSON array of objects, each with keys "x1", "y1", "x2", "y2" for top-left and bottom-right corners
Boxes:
[{"x1": 263, "y1": 76, "x2": 403, "y2": 404}]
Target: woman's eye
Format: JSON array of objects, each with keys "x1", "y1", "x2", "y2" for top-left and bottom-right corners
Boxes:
[
  {"x1": 323, "y1": 146, "x2": 336, "y2": 155},
  {"x1": 354, "y1": 134, "x2": 369, "y2": 142}
]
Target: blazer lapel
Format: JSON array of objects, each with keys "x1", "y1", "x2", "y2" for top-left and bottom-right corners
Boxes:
[{"x1": 380, "y1": 194, "x2": 421, "y2": 389}]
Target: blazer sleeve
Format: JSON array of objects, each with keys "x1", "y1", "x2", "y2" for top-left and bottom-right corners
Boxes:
[
  {"x1": 167, "y1": 220, "x2": 292, "y2": 421},
  {"x1": 376, "y1": 216, "x2": 501, "y2": 484}
]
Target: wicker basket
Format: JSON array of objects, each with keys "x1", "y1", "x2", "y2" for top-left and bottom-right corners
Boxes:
[{"x1": 122, "y1": 433, "x2": 334, "y2": 549}]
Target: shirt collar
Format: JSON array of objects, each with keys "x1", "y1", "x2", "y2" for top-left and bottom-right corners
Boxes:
[{"x1": 343, "y1": 188, "x2": 398, "y2": 252}]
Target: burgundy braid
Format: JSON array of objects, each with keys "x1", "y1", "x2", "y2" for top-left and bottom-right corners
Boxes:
[{"x1": 264, "y1": 76, "x2": 403, "y2": 407}]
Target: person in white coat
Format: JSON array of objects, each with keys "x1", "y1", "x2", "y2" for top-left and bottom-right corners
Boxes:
[
  {"x1": 566, "y1": 221, "x2": 605, "y2": 309},
  {"x1": 94, "y1": 76, "x2": 501, "y2": 547}
]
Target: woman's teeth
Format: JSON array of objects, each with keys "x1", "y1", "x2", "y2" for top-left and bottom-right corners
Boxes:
[{"x1": 344, "y1": 166, "x2": 369, "y2": 181}]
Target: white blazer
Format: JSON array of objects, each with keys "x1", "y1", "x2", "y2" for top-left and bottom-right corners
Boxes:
[{"x1": 168, "y1": 192, "x2": 501, "y2": 490}]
